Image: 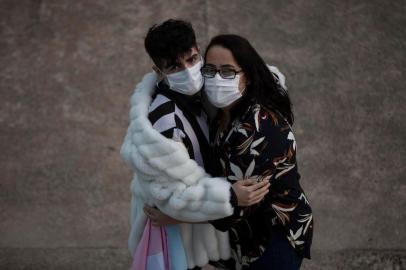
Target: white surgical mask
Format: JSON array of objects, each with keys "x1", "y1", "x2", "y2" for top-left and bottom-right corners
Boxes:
[
  {"x1": 204, "y1": 73, "x2": 244, "y2": 108},
  {"x1": 164, "y1": 60, "x2": 204, "y2": 95}
]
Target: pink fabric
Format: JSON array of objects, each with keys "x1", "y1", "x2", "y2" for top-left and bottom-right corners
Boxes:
[{"x1": 130, "y1": 218, "x2": 170, "y2": 270}]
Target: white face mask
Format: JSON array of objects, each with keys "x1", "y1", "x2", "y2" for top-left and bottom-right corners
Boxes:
[
  {"x1": 164, "y1": 60, "x2": 204, "y2": 95},
  {"x1": 204, "y1": 73, "x2": 244, "y2": 108}
]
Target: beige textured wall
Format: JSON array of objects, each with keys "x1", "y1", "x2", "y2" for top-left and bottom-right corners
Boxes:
[{"x1": 1, "y1": 1, "x2": 405, "y2": 269}]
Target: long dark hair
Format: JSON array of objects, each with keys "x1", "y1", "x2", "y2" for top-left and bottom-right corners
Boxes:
[{"x1": 204, "y1": 34, "x2": 294, "y2": 125}]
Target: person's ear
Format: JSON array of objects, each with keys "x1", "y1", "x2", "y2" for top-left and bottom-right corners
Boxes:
[
  {"x1": 152, "y1": 65, "x2": 165, "y2": 80},
  {"x1": 152, "y1": 65, "x2": 160, "y2": 74},
  {"x1": 241, "y1": 73, "x2": 250, "y2": 84},
  {"x1": 196, "y1": 46, "x2": 204, "y2": 60},
  {"x1": 239, "y1": 73, "x2": 250, "y2": 93}
]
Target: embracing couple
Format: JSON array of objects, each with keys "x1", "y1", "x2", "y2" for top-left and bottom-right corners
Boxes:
[{"x1": 121, "y1": 19, "x2": 313, "y2": 270}]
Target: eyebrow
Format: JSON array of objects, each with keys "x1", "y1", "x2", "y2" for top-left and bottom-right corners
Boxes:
[
  {"x1": 220, "y1": 64, "x2": 237, "y2": 69},
  {"x1": 185, "y1": 53, "x2": 199, "y2": 62},
  {"x1": 204, "y1": 64, "x2": 238, "y2": 69},
  {"x1": 164, "y1": 60, "x2": 182, "y2": 70}
]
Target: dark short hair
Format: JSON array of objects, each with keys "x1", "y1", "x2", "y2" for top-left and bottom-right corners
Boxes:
[
  {"x1": 144, "y1": 19, "x2": 197, "y2": 70},
  {"x1": 205, "y1": 34, "x2": 294, "y2": 125}
]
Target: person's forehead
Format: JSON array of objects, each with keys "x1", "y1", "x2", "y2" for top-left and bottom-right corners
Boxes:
[
  {"x1": 160, "y1": 46, "x2": 200, "y2": 69},
  {"x1": 179, "y1": 46, "x2": 199, "y2": 59},
  {"x1": 205, "y1": 46, "x2": 238, "y2": 68}
]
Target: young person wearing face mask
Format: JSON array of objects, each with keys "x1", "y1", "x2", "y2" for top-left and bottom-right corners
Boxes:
[
  {"x1": 120, "y1": 20, "x2": 270, "y2": 270},
  {"x1": 201, "y1": 35, "x2": 314, "y2": 269},
  {"x1": 141, "y1": 34, "x2": 314, "y2": 269}
]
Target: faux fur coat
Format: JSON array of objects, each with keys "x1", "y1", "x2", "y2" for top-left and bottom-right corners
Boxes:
[{"x1": 120, "y1": 72, "x2": 234, "y2": 268}]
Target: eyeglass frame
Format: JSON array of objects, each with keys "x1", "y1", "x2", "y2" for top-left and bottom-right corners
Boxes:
[{"x1": 200, "y1": 65, "x2": 243, "y2": 79}]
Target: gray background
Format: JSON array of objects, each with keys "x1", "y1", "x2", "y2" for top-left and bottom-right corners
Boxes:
[{"x1": 1, "y1": 0, "x2": 405, "y2": 269}]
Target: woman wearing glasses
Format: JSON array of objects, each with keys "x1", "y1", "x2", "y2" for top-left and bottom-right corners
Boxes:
[
  {"x1": 198, "y1": 34, "x2": 313, "y2": 269},
  {"x1": 144, "y1": 34, "x2": 313, "y2": 270}
]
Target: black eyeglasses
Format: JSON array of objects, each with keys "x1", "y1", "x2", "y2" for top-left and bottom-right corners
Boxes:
[{"x1": 201, "y1": 65, "x2": 242, "y2": 79}]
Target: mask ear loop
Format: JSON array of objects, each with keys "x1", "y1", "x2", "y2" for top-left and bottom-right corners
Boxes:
[
  {"x1": 238, "y1": 73, "x2": 248, "y2": 97},
  {"x1": 197, "y1": 45, "x2": 204, "y2": 63},
  {"x1": 199, "y1": 54, "x2": 204, "y2": 66},
  {"x1": 152, "y1": 65, "x2": 171, "y2": 88}
]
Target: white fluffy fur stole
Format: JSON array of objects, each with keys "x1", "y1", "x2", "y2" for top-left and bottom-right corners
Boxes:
[{"x1": 120, "y1": 72, "x2": 233, "y2": 268}]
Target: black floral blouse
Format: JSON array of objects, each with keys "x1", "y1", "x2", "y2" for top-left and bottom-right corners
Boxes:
[{"x1": 209, "y1": 100, "x2": 313, "y2": 267}]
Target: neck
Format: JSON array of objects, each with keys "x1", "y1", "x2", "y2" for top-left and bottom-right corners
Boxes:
[
  {"x1": 221, "y1": 108, "x2": 231, "y2": 117},
  {"x1": 159, "y1": 80, "x2": 200, "y2": 100},
  {"x1": 221, "y1": 94, "x2": 243, "y2": 113},
  {"x1": 181, "y1": 91, "x2": 200, "y2": 101}
]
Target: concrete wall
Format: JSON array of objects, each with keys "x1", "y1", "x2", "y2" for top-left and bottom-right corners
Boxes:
[{"x1": 1, "y1": 0, "x2": 405, "y2": 269}]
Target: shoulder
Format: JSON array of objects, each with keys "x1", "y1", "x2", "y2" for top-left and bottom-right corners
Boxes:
[
  {"x1": 267, "y1": 65, "x2": 287, "y2": 90},
  {"x1": 149, "y1": 94, "x2": 176, "y2": 114},
  {"x1": 148, "y1": 94, "x2": 177, "y2": 132},
  {"x1": 240, "y1": 104, "x2": 297, "y2": 158},
  {"x1": 148, "y1": 94, "x2": 177, "y2": 123},
  {"x1": 242, "y1": 104, "x2": 289, "y2": 134},
  {"x1": 148, "y1": 94, "x2": 186, "y2": 141}
]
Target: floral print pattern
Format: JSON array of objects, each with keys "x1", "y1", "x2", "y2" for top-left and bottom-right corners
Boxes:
[{"x1": 211, "y1": 103, "x2": 313, "y2": 268}]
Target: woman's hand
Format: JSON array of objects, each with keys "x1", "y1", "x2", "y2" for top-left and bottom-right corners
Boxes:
[
  {"x1": 143, "y1": 205, "x2": 181, "y2": 226},
  {"x1": 232, "y1": 179, "x2": 270, "y2": 206}
]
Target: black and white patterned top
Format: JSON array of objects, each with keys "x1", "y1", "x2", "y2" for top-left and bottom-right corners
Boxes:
[
  {"x1": 148, "y1": 81, "x2": 211, "y2": 168},
  {"x1": 210, "y1": 98, "x2": 314, "y2": 266}
]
